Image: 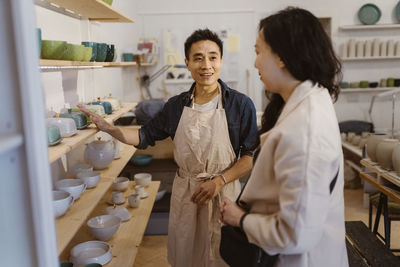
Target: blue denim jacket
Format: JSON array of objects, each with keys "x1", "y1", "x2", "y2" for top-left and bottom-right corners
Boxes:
[{"x1": 136, "y1": 79, "x2": 259, "y2": 158}]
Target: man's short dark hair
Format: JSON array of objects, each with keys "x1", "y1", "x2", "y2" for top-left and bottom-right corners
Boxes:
[{"x1": 184, "y1": 29, "x2": 223, "y2": 60}]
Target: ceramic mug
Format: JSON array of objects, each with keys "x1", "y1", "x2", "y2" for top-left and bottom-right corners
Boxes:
[
  {"x1": 380, "y1": 41, "x2": 387, "y2": 57},
  {"x1": 128, "y1": 193, "x2": 141, "y2": 208},
  {"x1": 372, "y1": 38, "x2": 380, "y2": 57},
  {"x1": 135, "y1": 185, "x2": 146, "y2": 198},
  {"x1": 112, "y1": 191, "x2": 124, "y2": 204},
  {"x1": 356, "y1": 41, "x2": 364, "y2": 57},
  {"x1": 339, "y1": 43, "x2": 348, "y2": 58},
  {"x1": 387, "y1": 40, "x2": 395, "y2": 57},
  {"x1": 348, "y1": 39, "x2": 356, "y2": 58},
  {"x1": 364, "y1": 40, "x2": 372, "y2": 57}
]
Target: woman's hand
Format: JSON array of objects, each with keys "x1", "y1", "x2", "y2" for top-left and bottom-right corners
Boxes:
[
  {"x1": 191, "y1": 176, "x2": 225, "y2": 206},
  {"x1": 220, "y1": 197, "x2": 246, "y2": 227},
  {"x1": 77, "y1": 104, "x2": 113, "y2": 133}
]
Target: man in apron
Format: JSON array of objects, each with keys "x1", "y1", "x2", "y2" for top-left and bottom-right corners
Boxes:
[{"x1": 78, "y1": 29, "x2": 259, "y2": 267}]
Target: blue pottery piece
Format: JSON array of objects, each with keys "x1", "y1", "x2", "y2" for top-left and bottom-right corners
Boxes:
[
  {"x1": 105, "y1": 44, "x2": 115, "y2": 62},
  {"x1": 89, "y1": 98, "x2": 112, "y2": 114},
  {"x1": 122, "y1": 53, "x2": 134, "y2": 62},
  {"x1": 96, "y1": 43, "x2": 108, "y2": 62},
  {"x1": 47, "y1": 125, "x2": 62, "y2": 146},
  {"x1": 130, "y1": 154, "x2": 152, "y2": 166}
]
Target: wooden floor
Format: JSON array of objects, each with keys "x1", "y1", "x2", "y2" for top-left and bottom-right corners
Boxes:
[{"x1": 133, "y1": 188, "x2": 400, "y2": 267}]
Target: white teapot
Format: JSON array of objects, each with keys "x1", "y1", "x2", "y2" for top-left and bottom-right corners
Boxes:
[{"x1": 84, "y1": 136, "x2": 114, "y2": 170}]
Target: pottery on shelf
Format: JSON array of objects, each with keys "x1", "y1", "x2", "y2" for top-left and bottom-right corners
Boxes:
[
  {"x1": 366, "y1": 133, "x2": 389, "y2": 162},
  {"x1": 84, "y1": 137, "x2": 114, "y2": 170},
  {"x1": 376, "y1": 139, "x2": 399, "y2": 170}
]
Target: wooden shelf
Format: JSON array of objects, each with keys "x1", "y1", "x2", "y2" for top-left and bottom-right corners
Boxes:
[
  {"x1": 48, "y1": 102, "x2": 137, "y2": 163},
  {"x1": 342, "y1": 56, "x2": 400, "y2": 62},
  {"x1": 359, "y1": 171, "x2": 400, "y2": 204},
  {"x1": 59, "y1": 181, "x2": 160, "y2": 265},
  {"x1": 339, "y1": 24, "x2": 400, "y2": 31},
  {"x1": 56, "y1": 144, "x2": 136, "y2": 254},
  {"x1": 36, "y1": 0, "x2": 134, "y2": 22},
  {"x1": 341, "y1": 87, "x2": 397, "y2": 93},
  {"x1": 361, "y1": 158, "x2": 400, "y2": 189}
]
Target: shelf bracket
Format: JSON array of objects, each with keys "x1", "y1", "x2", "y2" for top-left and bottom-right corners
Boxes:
[{"x1": 34, "y1": 0, "x2": 86, "y2": 20}]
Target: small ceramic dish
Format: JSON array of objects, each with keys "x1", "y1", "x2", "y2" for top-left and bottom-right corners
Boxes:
[
  {"x1": 112, "y1": 177, "x2": 130, "y2": 191},
  {"x1": 70, "y1": 240, "x2": 112, "y2": 266},
  {"x1": 60, "y1": 109, "x2": 88, "y2": 130},
  {"x1": 70, "y1": 163, "x2": 93, "y2": 177},
  {"x1": 55, "y1": 179, "x2": 87, "y2": 200},
  {"x1": 76, "y1": 171, "x2": 101, "y2": 188},
  {"x1": 90, "y1": 98, "x2": 112, "y2": 114},
  {"x1": 46, "y1": 117, "x2": 77, "y2": 137},
  {"x1": 134, "y1": 173, "x2": 152, "y2": 187},
  {"x1": 358, "y1": 3, "x2": 381, "y2": 25},
  {"x1": 47, "y1": 125, "x2": 62, "y2": 146},
  {"x1": 104, "y1": 206, "x2": 131, "y2": 221},
  {"x1": 130, "y1": 154, "x2": 152, "y2": 166},
  {"x1": 84, "y1": 104, "x2": 106, "y2": 117},
  {"x1": 53, "y1": 190, "x2": 74, "y2": 218}
]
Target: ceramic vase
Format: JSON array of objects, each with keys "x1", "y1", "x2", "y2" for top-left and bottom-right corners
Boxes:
[
  {"x1": 376, "y1": 139, "x2": 399, "y2": 170},
  {"x1": 366, "y1": 133, "x2": 388, "y2": 162}
]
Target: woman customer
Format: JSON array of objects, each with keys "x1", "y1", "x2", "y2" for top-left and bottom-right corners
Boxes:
[
  {"x1": 79, "y1": 29, "x2": 259, "y2": 267},
  {"x1": 220, "y1": 7, "x2": 348, "y2": 267}
]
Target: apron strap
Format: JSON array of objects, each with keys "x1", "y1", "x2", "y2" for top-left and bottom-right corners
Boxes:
[{"x1": 191, "y1": 83, "x2": 222, "y2": 109}]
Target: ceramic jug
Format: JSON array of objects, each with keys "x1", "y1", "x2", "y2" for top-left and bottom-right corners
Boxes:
[
  {"x1": 84, "y1": 137, "x2": 114, "y2": 170},
  {"x1": 366, "y1": 133, "x2": 389, "y2": 162},
  {"x1": 376, "y1": 139, "x2": 399, "y2": 170}
]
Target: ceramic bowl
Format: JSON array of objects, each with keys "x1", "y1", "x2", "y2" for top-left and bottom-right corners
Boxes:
[
  {"x1": 70, "y1": 241, "x2": 112, "y2": 266},
  {"x1": 358, "y1": 3, "x2": 381, "y2": 25},
  {"x1": 41, "y1": 40, "x2": 67, "y2": 60},
  {"x1": 62, "y1": 44, "x2": 84, "y2": 61},
  {"x1": 70, "y1": 163, "x2": 93, "y2": 177},
  {"x1": 82, "y1": 46, "x2": 93, "y2": 62},
  {"x1": 53, "y1": 190, "x2": 73, "y2": 218},
  {"x1": 105, "y1": 44, "x2": 115, "y2": 62},
  {"x1": 122, "y1": 53, "x2": 134, "y2": 62},
  {"x1": 82, "y1": 42, "x2": 97, "y2": 62},
  {"x1": 77, "y1": 171, "x2": 101, "y2": 189},
  {"x1": 134, "y1": 173, "x2": 152, "y2": 187},
  {"x1": 47, "y1": 125, "x2": 62, "y2": 146},
  {"x1": 87, "y1": 215, "x2": 121, "y2": 241},
  {"x1": 104, "y1": 206, "x2": 131, "y2": 221},
  {"x1": 55, "y1": 179, "x2": 87, "y2": 200},
  {"x1": 130, "y1": 154, "x2": 152, "y2": 166},
  {"x1": 112, "y1": 177, "x2": 130, "y2": 191},
  {"x1": 95, "y1": 43, "x2": 108, "y2": 62},
  {"x1": 46, "y1": 117, "x2": 77, "y2": 137},
  {"x1": 60, "y1": 109, "x2": 88, "y2": 130}
]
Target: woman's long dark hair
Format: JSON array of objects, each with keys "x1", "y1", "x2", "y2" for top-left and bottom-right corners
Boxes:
[{"x1": 259, "y1": 7, "x2": 342, "y2": 134}]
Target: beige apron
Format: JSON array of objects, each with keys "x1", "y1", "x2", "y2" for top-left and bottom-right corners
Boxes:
[{"x1": 168, "y1": 87, "x2": 241, "y2": 267}]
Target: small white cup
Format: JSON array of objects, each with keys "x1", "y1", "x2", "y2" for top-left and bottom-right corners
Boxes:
[
  {"x1": 128, "y1": 193, "x2": 141, "y2": 208},
  {"x1": 135, "y1": 185, "x2": 145, "y2": 198},
  {"x1": 112, "y1": 191, "x2": 124, "y2": 204}
]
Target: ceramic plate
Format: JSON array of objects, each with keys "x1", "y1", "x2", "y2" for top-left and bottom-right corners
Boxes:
[
  {"x1": 358, "y1": 4, "x2": 381, "y2": 25},
  {"x1": 396, "y1": 1, "x2": 400, "y2": 22}
]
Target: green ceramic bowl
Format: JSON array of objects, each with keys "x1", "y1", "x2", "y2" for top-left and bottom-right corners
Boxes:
[
  {"x1": 82, "y1": 42, "x2": 98, "y2": 62},
  {"x1": 41, "y1": 40, "x2": 67, "y2": 60},
  {"x1": 82, "y1": 46, "x2": 93, "y2": 62},
  {"x1": 359, "y1": 81, "x2": 369, "y2": 88},
  {"x1": 47, "y1": 125, "x2": 62, "y2": 146},
  {"x1": 102, "y1": 0, "x2": 113, "y2": 5},
  {"x1": 62, "y1": 44, "x2": 85, "y2": 61}
]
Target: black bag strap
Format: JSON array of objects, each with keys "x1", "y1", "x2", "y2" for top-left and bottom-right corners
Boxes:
[{"x1": 329, "y1": 167, "x2": 340, "y2": 194}]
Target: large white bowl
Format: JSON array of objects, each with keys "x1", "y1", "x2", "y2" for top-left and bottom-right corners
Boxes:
[
  {"x1": 77, "y1": 171, "x2": 101, "y2": 189},
  {"x1": 70, "y1": 240, "x2": 112, "y2": 266},
  {"x1": 53, "y1": 190, "x2": 73, "y2": 218},
  {"x1": 134, "y1": 173, "x2": 152, "y2": 187},
  {"x1": 112, "y1": 177, "x2": 130, "y2": 191},
  {"x1": 87, "y1": 215, "x2": 121, "y2": 241},
  {"x1": 55, "y1": 179, "x2": 86, "y2": 200}
]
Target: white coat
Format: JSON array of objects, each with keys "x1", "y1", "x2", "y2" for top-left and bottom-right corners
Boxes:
[{"x1": 240, "y1": 80, "x2": 348, "y2": 267}]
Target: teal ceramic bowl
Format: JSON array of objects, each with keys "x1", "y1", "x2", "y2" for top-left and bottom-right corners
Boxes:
[
  {"x1": 47, "y1": 125, "x2": 62, "y2": 146},
  {"x1": 41, "y1": 40, "x2": 68, "y2": 60},
  {"x1": 96, "y1": 43, "x2": 108, "y2": 62},
  {"x1": 82, "y1": 42, "x2": 97, "y2": 62},
  {"x1": 59, "y1": 109, "x2": 88, "y2": 129},
  {"x1": 90, "y1": 100, "x2": 112, "y2": 114},
  {"x1": 358, "y1": 4, "x2": 381, "y2": 25},
  {"x1": 130, "y1": 154, "x2": 152, "y2": 166},
  {"x1": 122, "y1": 53, "x2": 134, "y2": 62}
]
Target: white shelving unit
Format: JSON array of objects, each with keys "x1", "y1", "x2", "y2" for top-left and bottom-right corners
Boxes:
[
  {"x1": 341, "y1": 87, "x2": 398, "y2": 93},
  {"x1": 342, "y1": 56, "x2": 400, "y2": 62},
  {"x1": 339, "y1": 24, "x2": 400, "y2": 31}
]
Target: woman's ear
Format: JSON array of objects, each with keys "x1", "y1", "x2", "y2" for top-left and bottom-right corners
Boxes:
[{"x1": 278, "y1": 57, "x2": 285, "y2": 68}]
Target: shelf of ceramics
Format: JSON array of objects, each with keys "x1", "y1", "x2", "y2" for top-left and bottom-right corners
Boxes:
[
  {"x1": 342, "y1": 142, "x2": 362, "y2": 158},
  {"x1": 48, "y1": 102, "x2": 137, "y2": 163},
  {"x1": 340, "y1": 87, "x2": 396, "y2": 93},
  {"x1": 361, "y1": 159, "x2": 400, "y2": 188},
  {"x1": 59, "y1": 181, "x2": 160, "y2": 265},
  {"x1": 39, "y1": 60, "x2": 159, "y2": 70},
  {"x1": 56, "y1": 144, "x2": 136, "y2": 254},
  {"x1": 359, "y1": 172, "x2": 400, "y2": 204},
  {"x1": 341, "y1": 56, "x2": 400, "y2": 62},
  {"x1": 0, "y1": 133, "x2": 24, "y2": 156},
  {"x1": 35, "y1": 0, "x2": 134, "y2": 22},
  {"x1": 339, "y1": 24, "x2": 400, "y2": 31}
]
